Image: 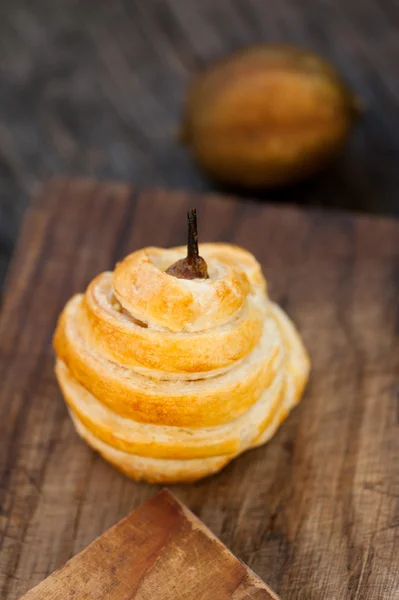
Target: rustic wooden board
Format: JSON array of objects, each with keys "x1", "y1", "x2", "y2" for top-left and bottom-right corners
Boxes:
[
  {"x1": 19, "y1": 490, "x2": 279, "y2": 600},
  {"x1": 0, "y1": 179, "x2": 398, "y2": 600}
]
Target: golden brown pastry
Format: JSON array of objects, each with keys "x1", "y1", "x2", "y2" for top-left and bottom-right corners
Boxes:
[{"x1": 54, "y1": 242, "x2": 310, "y2": 483}]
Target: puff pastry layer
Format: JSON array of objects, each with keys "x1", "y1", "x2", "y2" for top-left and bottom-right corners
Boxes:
[{"x1": 54, "y1": 243, "x2": 310, "y2": 482}]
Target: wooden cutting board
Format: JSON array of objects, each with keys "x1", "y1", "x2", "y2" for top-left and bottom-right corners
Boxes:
[
  {"x1": 0, "y1": 179, "x2": 398, "y2": 600},
  {"x1": 18, "y1": 490, "x2": 279, "y2": 599}
]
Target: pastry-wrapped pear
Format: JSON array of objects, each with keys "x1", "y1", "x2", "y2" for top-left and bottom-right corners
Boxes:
[{"x1": 53, "y1": 210, "x2": 310, "y2": 483}]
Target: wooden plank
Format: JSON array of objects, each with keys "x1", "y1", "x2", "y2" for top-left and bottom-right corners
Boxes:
[
  {"x1": 19, "y1": 490, "x2": 279, "y2": 599},
  {"x1": 0, "y1": 179, "x2": 398, "y2": 600}
]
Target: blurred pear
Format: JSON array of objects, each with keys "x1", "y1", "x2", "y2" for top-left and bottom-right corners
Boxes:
[{"x1": 179, "y1": 44, "x2": 362, "y2": 188}]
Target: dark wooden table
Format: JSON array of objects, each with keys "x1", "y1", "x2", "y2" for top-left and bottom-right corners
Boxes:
[
  {"x1": 1, "y1": 179, "x2": 398, "y2": 600},
  {"x1": 1, "y1": 0, "x2": 399, "y2": 286}
]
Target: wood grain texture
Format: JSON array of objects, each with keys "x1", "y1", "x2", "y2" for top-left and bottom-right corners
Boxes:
[
  {"x1": 19, "y1": 490, "x2": 279, "y2": 600},
  {"x1": 0, "y1": 179, "x2": 398, "y2": 599},
  {"x1": 1, "y1": 0, "x2": 399, "y2": 286}
]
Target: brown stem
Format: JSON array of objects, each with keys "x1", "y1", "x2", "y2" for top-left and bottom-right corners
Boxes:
[
  {"x1": 187, "y1": 209, "x2": 199, "y2": 265},
  {"x1": 166, "y1": 209, "x2": 209, "y2": 279}
]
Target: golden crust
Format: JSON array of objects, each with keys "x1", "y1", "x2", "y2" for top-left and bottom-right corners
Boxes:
[
  {"x1": 70, "y1": 412, "x2": 231, "y2": 483},
  {"x1": 56, "y1": 359, "x2": 286, "y2": 459},
  {"x1": 53, "y1": 242, "x2": 310, "y2": 483},
  {"x1": 80, "y1": 272, "x2": 265, "y2": 373},
  {"x1": 113, "y1": 246, "x2": 250, "y2": 332},
  {"x1": 54, "y1": 298, "x2": 281, "y2": 427},
  {"x1": 67, "y1": 356, "x2": 300, "y2": 483}
]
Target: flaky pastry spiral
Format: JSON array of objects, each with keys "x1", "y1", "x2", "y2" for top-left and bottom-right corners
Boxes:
[{"x1": 54, "y1": 243, "x2": 310, "y2": 483}]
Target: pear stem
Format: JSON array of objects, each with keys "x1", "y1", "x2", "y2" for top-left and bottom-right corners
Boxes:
[
  {"x1": 187, "y1": 209, "x2": 199, "y2": 265},
  {"x1": 165, "y1": 208, "x2": 209, "y2": 279}
]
